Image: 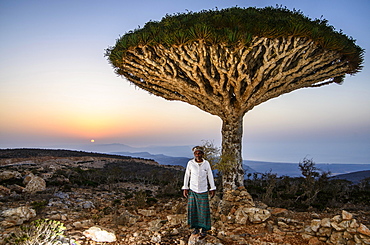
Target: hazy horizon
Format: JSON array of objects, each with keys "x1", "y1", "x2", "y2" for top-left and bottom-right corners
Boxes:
[
  {"x1": 1, "y1": 142, "x2": 369, "y2": 165},
  {"x1": 1, "y1": 0, "x2": 369, "y2": 165}
]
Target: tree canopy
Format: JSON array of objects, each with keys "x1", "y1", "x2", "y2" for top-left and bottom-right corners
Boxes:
[{"x1": 107, "y1": 6, "x2": 363, "y2": 78}]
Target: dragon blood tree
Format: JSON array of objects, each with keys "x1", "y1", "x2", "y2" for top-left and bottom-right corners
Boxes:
[{"x1": 106, "y1": 7, "x2": 363, "y2": 191}]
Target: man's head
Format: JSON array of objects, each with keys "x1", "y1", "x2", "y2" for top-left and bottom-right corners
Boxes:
[{"x1": 192, "y1": 146, "x2": 204, "y2": 162}]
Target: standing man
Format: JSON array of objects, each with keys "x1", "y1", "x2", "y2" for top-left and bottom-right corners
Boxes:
[{"x1": 182, "y1": 146, "x2": 216, "y2": 238}]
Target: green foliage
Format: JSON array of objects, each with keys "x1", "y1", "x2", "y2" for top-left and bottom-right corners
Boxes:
[
  {"x1": 216, "y1": 154, "x2": 238, "y2": 175},
  {"x1": 134, "y1": 190, "x2": 147, "y2": 208},
  {"x1": 30, "y1": 200, "x2": 48, "y2": 213},
  {"x1": 107, "y1": 6, "x2": 363, "y2": 74},
  {"x1": 200, "y1": 140, "x2": 237, "y2": 175},
  {"x1": 112, "y1": 199, "x2": 122, "y2": 206},
  {"x1": 4, "y1": 219, "x2": 66, "y2": 245},
  {"x1": 200, "y1": 140, "x2": 221, "y2": 170},
  {"x1": 146, "y1": 197, "x2": 158, "y2": 206}
]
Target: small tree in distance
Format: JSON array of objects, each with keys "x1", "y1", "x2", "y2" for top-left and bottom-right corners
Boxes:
[
  {"x1": 299, "y1": 157, "x2": 320, "y2": 179},
  {"x1": 297, "y1": 157, "x2": 331, "y2": 206},
  {"x1": 106, "y1": 6, "x2": 364, "y2": 192}
]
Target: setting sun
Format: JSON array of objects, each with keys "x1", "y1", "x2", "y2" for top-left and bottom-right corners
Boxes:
[{"x1": 90, "y1": 139, "x2": 95, "y2": 143}]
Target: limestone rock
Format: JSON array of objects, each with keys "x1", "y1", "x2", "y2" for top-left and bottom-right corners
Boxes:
[
  {"x1": 8, "y1": 184, "x2": 24, "y2": 193},
  {"x1": 167, "y1": 214, "x2": 186, "y2": 226},
  {"x1": 151, "y1": 232, "x2": 161, "y2": 243},
  {"x1": 311, "y1": 219, "x2": 322, "y2": 232},
  {"x1": 270, "y1": 207, "x2": 289, "y2": 216},
  {"x1": 23, "y1": 173, "x2": 46, "y2": 193},
  {"x1": 188, "y1": 234, "x2": 203, "y2": 245},
  {"x1": 320, "y1": 218, "x2": 331, "y2": 228},
  {"x1": 138, "y1": 209, "x2": 156, "y2": 216},
  {"x1": 222, "y1": 187, "x2": 254, "y2": 206},
  {"x1": 148, "y1": 219, "x2": 164, "y2": 231},
  {"x1": 81, "y1": 200, "x2": 95, "y2": 209},
  {"x1": 329, "y1": 230, "x2": 346, "y2": 244},
  {"x1": 1, "y1": 206, "x2": 36, "y2": 227},
  {"x1": 114, "y1": 210, "x2": 138, "y2": 226},
  {"x1": 304, "y1": 210, "x2": 370, "y2": 245},
  {"x1": 0, "y1": 185, "x2": 10, "y2": 196},
  {"x1": 235, "y1": 207, "x2": 271, "y2": 224},
  {"x1": 0, "y1": 170, "x2": 21, "y2": 181},
  {"x1": 358, "y1": 223, "x2": 370, "y2": 236},
  {"x1": 73, "y1": 219, "x2": 94, "y2": 229},
  {"x1": 54, "y1": 191, "x2": 70, "y2": 199},
  {"x1": 83, "y1": 226, "x2": 116, "y2": 242},
  {"x1": 342, "y1": 210, "x2": 353, "y2": 220},
  {"x1": 317, "y1": 227, "x2": 332, "y2": 237}
]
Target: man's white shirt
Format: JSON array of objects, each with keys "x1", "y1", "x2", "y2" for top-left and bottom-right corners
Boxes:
[{"x1": 182, "y1": 159, "x2": 216, "y2": 193}]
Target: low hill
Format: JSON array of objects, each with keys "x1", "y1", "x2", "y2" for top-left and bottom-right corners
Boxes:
[
  {"x1": 0, "y1": 148, "x2": 133, "y2": 161},
  {"x1": 331, "y1": 170, "x2": 370, "y2": 183},
  {"x1": 112, "y1": 151, "x2": 190, "y2": 168}
]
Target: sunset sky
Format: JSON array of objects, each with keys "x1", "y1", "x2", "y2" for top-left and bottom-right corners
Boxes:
[{"x1": 1, "y1": 0, "x2": 369, "y2": 164}]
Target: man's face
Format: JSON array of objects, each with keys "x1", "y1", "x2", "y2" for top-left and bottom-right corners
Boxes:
[{"x1": 194, "y1": 150, "x2": 204, "y2": 161}]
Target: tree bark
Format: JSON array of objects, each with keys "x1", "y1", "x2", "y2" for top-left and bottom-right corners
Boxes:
[{"x1": 221, "y1": 115, "x2": 245, "y2": 191}]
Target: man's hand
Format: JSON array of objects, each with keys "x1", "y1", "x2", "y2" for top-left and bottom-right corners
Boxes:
[
  {"x1": 209, "y1": 190, "x2": 215, "y2": 198},
  {"x1": 183, "y1": 189, "x2": 189, "y2": 198}
]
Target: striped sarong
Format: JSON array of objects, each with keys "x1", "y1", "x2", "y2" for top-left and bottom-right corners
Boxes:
[{"x1": 188, "y1": 190, "x2": 211, "y2": 231}]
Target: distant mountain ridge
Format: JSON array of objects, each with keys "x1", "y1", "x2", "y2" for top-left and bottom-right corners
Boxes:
[
  {"x1": 112, "y1": 151, "x2": 191, "y2": 168},
  {"x1": 111, "y1": 151, "x2": 370, "y2": 181},
  {"x1": 28, "y1": 143, "x2": 370, "y2": 181},
  {"x1": 69, "y1": 143, "x2": 193, "y2": 158}
]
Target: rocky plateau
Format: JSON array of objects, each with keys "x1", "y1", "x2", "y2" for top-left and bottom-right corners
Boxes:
[{"x1": 0, "y1": 149, "x2": 369, "y2": 245}]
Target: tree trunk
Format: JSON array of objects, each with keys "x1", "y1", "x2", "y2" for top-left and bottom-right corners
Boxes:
[{"x1": 221, "y1": 115, "x2": 245, "y2": 191}]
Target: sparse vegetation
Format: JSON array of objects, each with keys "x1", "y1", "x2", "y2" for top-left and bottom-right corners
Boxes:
[
  {"x1": 3, "y1": 219, "x2": 66, "y2": 245},
  {"x1": 244, "y1": 157, "x2": 370, "y2": 211},
  {"x1": 30, "y1": 200, "x2": 48, "y2": 213}
]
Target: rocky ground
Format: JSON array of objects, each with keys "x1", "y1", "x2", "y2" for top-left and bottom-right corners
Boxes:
[{"x1": 0, "y1": 149, "x2": 369, "y2": 244}]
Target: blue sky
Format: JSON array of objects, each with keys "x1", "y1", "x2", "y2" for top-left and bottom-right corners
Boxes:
[{"x1": 0, "y1": 0, "x2": 369, "y2": 164}]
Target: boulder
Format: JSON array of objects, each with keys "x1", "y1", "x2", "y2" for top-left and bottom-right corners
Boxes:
[
  {"x1": 23, "y1": 173, "x2": 46, "y2": 193},
  {"x1": 1, "y1": 206, "x2": 36, "y2": 227},
  {"x1": 358, "y1": 223, "x2": 370, "y2": 236},
  {"x1": 0, "y1": 170, "x2": 21, "y2": 181},
  {"x1": 311, "y1": 219, "x2": 322, "y2": 232},
  {"x1": 83, "y1": 226, "x2": 116, "y2": 242},
  {"x1": 342, "y1": 210, "x2": 353, "y2": 220},
  {"x1": 235, "y1": 207, "x2": 271, "y2": 224}
]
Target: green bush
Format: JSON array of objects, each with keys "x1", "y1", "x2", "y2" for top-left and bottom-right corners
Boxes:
[
  {"x1": 3, "y1": 219, "x2": 66, "y2": 245},
  {"x1": 30, "y1": 200, "x2": 48, "y2": 213}
]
